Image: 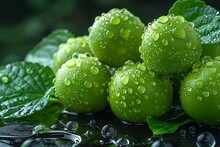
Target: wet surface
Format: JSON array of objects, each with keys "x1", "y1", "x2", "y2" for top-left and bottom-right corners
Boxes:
[{"x1": 0, "y1": 108, "x2": 220, "y2": 146}]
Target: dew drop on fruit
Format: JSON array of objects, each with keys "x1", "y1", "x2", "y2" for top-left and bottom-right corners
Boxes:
[
  {"x1": 175, "y1": 15, "x2": 185, "y2": 22},
  {"x1": 186, "y1": 41, "x2": 192, "y2": 49},
  {"x1": 136, "y1": 99, "x2": 141, "y2": 104},
  {"x1": 121, "y1": 101, "x2": 127, "y2": 107},
  {"x1": 197, "y1": 96, "x2": 202, "y2": 101},
  {"x1": 152, "y1": 33, "x2": 160, "y2": 41},
  {"x1": 162, "y1": 39, "x2": 168, "y2": 46},
  {"x1": 158, "y1": 16, "x2": 169, "y2": 24},
  {"x1": 64, "y1": 78, "x2": 71, "y2": 86},
  {"x1": 196, "y1": 81, "x2": 203, "y2": 89},
  {"x1": 206, "y1": 61, "x2": 214, "y2": 67},
  {"x1": 151, "y1": 81, "x2": 156, "y2": 86},
  {"x1": 196, "y1": 132, "x2": 216, "y2": 147},
  {"x1": 90, "y1": 66, "x2": 99, "y2": 75},
  {"x1": 106, "y1": 30, "x2": 114, "y2": 39},
  {"x1": 121, "y1": 75, "x2": 129, "y2": 85},
  {"x1": 138, "y1": 86, "x2": 145, "y2": 94},
  {"x1": 203, "y1": 91, "x2": 210, "y2": 98},
  {"x1": 137, "y1": 64, "x2": 146, "y2": 71},
  {"x1": 1, "y1": 76, "x2": 9, "y2": 84},
  {"x1": 214, "y1": 56, "x2": 220, "y2": 61},
  {"x1": 110, "y1": 17, "x2": 120, "y2": 25},
  {"x1": 101, "y1": 124, "x2": 117, "y2": 139},
  {"x1": 66, "y1": 60, "x2": 76, "y2": 68},
  {"x1": 128, "y1": 88, "x2": 133, "y2": 94},
  {"x1": 84, "y1": 81, "x2": 92, "y2": 88},
  {"x1": 172, "y1": 28, "x2": 186, "y2": 39},
  {"x1": 120, "y1": 29, "x2": 130, "y2": 39}
]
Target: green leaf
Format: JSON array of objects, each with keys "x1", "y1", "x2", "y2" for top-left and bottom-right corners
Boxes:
[
  {"x1": 0, "y1": 62, "x2": 61, "y2": 124},
  {"x1": 147, "y1": 113, "x2": 193, "y2": 135},
  {"x1": 169, "y1": 0, "x2": 220, "y2": 44},
  {"x1": 25, "y1": 29, "x2": 74, "y2": 68}
]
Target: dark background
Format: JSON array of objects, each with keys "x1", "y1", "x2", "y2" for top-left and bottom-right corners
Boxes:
[{"x1": 0, "y1": 0, "x2": 219, "y2": 66}]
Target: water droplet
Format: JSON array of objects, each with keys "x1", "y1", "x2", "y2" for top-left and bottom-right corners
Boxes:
[
  {"x1": 90, "y1": 66, "x2": 99, "y2": 75},
  {"x1": 110, "y1": 17, "x2": 120, "y2": 25},
  {"x1": 203, "y1": 91, "x2": 210, "y2": 97},
  {"x1": 121, "y1": 75, "x2": 129, "y2": 85},
  {"x1": 128, "y1": 88, "x2": 133, "y2": 94},
  {"x1": 214, "y1": 56, "x2": 220, "y2": 61},
  {"x1": 64, "y1": 78, "x2": 71, "y2": 85},
  {"x1": 196, "y1": 81, "x2": 203, "y2": 89},
  {"x1": 188, "y1": 125, "x2": 197, "y2": 134},
  {"x1": 84, "y1": 130, "x2": 93, "y2": 137},
  {"x1": 65, "y1": 121, "x2": 79, "y2": 131},
  {"x1": 151, "y1": 82, "x2": 156, "y2": 86},
  {"x1": 84, "y1": 81, "x2": 92, "y2": 88},
  {"x1": 1, "y1": 76, "x2": 9, "y2": 84},
  {"x1": 66, "y1": 60, "x2": 76, "y2": 68},
  {"x1": 101, "y1": 124, "x2": 117, "y2": 139},
  {"x1": 136, "y1": 99, "x2": 141, "y2": 104},
  {"x1": 116, "y1": 137, "x2": 130, "y2": 146},
  {"x1": 186, "y1": 41, "x2": 192, "y2": 49},
  {"x1": 138, "y1": 86, "x2": 145, "y2": 94},
  {"x1": 137, "y1": 64, "x2": 146, "y2": 71},
  {"x1": 106, "y1": 30, "x2": 114, "y2": 39},
  {"x1": 116, "y1": 92, "x2": 120, "y2": 97},
  {"x1": 158, "y1": 16, "x2": 169, "y2": 24},
  {"x1": 180, "y1": 129, "x2": 187, "y2": 137},
  {"x1": 187, "y1": 86, "x2": 192, "y2": 92},
  {"x1": 196, "y1": 132, "x2": 216, "y2": 147},
  {"x1": 175, "y1": 15, "x2": 185, "y2": 22},
  {"x1": 121, "y1": 102, "x2": 127, "y2": 107},
  {"x1": 152, "y1": 33, "x2": 160, "y2": 41},
  {"x1": 189, "y1": 22, "x2": 195, "y2": 27},
  {"x1": 213, "y1": 90, "x2": 217, "y2": 95},
  {"x1": 152, "y1": 24, "x2": 159, "y2": 31},
  {"x1": 26, "y1": 68, "x2": 33, "y2": 75},
  {"x1": 120, "y1": 29, "x2": 130, "y2": 39},
  {"x1": 121, "y1": 15, "x2": 128, "y2": 21},
  {"x1": 87, "y1": 119, "x2": 96, "y2": 128},
  {"x1": 162, "y1": 39, "x2": 168, "y2": 46},
  {"x1": 197, "y1": 96, "x2": 203, "y2": 101},
  {"x1": 172, "y1": 28, "x2": 186, "y2": 39}
]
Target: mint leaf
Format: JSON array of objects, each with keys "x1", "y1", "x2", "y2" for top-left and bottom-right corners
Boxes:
[
  {"x1": 147, "y1": 113, "x2": 193, "y2": 135},
  {"x1": 0, "y1": 62, "x2": 61, "y2": 124},
  {"x1": 169, "y1": 0, "x2": 220, "y2": 44},
  {"x1": 25, "y1": 29, "x2": 74, "y2": 68}
]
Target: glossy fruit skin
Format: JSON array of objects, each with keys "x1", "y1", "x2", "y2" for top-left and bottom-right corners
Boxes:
[
  {"x1": 53, "y1": 36, "x2": 92, "y2": 73},
  {"x1": 55, "y1": 55, "x2": 111, "y2": 113},
  {"x1": 180, "y1": 56, "x2": 220, "y2": 125},
  {"x1": 108, "y1": 63, "x2": 173, "y2": 123},
  {"x1": 139, "y1": 15, "x2": 202, "y2": 75},
  {"x1": 88, "y1": 8, "x2": 145, "y2": 68}
]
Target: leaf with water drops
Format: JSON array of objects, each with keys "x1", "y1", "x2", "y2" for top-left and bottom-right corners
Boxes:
[
  {"x1": 0, "y1": 61, "x2": 61, "y2": 125},
  {"x1": 25, "y1": 29, "x2": 74, "y2": 68},
  {"x1": 169, "y1": 0, "x2": 220, "y2": 44}
]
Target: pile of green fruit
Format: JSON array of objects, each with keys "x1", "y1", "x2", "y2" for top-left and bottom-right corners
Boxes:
[{"x1": 1, "y1": 0, "x2": 220, "y2": 136}]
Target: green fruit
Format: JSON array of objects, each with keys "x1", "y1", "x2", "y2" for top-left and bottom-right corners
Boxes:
[
  {"x1": 108, "y1": 62, "x2": 173, "y2": 123},
  {"x1": 180, "y1": 56, "x2": 220, "y2": 125},
  {"x1": 88, "y1": 8, "x2": 145, "y2": 67},
  {"x1": 53, "y1": 36, "x2": 92, "y2": 73},
  {"x1": 55, "y1": 54, "x2": 111, "y2": 113},
  {"x1": 139, "y1": 15, "x2": 202, "y2": 75}
]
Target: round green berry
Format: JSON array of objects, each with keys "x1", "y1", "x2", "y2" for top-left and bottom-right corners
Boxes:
[
  {"x1": 139, "y1": 15, "x2": 202, "y2": 75},
  {"x1": 180, "y1": 56, "x2": 220, "y2": 125},
  {"x1": 108, "y1": 62, "x2": 173, "y2": 123},
  {"x1": 88, "y1": 8, "x2": 145, "y2": 67},
  {"x1": 53, "y1": 36, "x2": 92, "y2": 73},
  {"x1": 55, "y1": 54, "x2": 111, "y2": 113}
]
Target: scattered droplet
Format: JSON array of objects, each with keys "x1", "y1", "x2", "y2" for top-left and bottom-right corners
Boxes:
[
  {"x1": 65, "y1": 121, "x2": 79, "y2": 131},
  {"x1": 137, "y1": 64, "x2": 146, "y2": 71},
  {"x1": 188, "y1": 125, "x2": 197, "y2": 134},
  {"x1": 197, "y1": 96, "x2": 203, "y2": 101},
  {"x1": 138, "y1": 86, "x2": 145, "y2": 94},
  {"x1": 136, "y1": 99, "x2": 141, "y2": 104},
  {"x1": 172, "y1": 28, "x2": 186, "y2": 39},
  {"x1": 152, "y1": 33, "x2": 160, "y2": 41},
  {"x1": 196, "y1": 81, "x2": 203, "y2": 89},
  {"x1": 196, "y1": 132, "x2": 216, "y2": 147},
  {"x1": 110, "y1": 17, "x2": 120, "y2": 25},
  {"x1": 162, "y1": 39, "x2": 168, "y2": 46},
  {"x1": 203, "y1": 91, "x2": 210, "y2": 98},
  {"x1": 64, "y1": 78, "x2": 71, "y2": 86},
  {"x1": 121, "y1": 75, "x2": 129, "y2": 85},
  {"x1": 158, "y1": 16, "x2": 169, "y2": 24},
  {"x1": 206, "y1": 62, "x2": 214, "y2": 67},
  {"x1": 101, "y1": 124, "x2": 117, "y2": 139},
  {"x1": 128, "y1": 88, "x2": 133, "y2": 94},
  {"x1": 66, "y1": 60, "x2": 76, "y2": 68},
  {"x1": 186, "y1": 41, "x2": 192, "y2": 49},
  {"x1": 175, "y1": 15, "x2": 185, "y2": 22},
  {"x1": 106, "y1": 31, "x2": 114, "y2": 39},
  {"x1": 90, "y1": 66, "x2": 99, "y2": 75},
  {"x1": 115, "y1": 137, "x2": 130, "y2": 146},
  {"x1": 84, "y1": 81, "x2": 92, "y2": 88},
  {"x1": 120, "y1": 29, "x2": 130, "y2": 39}
]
